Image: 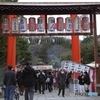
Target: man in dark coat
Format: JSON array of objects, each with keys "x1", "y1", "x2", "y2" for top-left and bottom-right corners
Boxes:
[
  {"x1": 22, "y1": 62, "x2": 37, "y2": 100},
  {"x1": 58, "y1": 69, "x2": 66, "y2": 97}
]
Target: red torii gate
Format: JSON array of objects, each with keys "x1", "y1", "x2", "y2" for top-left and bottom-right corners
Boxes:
[
  {"x1": 0, "y1": 2, "x2": 100, "y2": 94},
  {"x1": 7, "y1": 14, "x2": 81, "y2": 71}
]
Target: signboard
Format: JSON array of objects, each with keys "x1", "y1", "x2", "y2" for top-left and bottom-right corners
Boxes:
[
  {"x1": 29, "y1": 17, "x2": 36, "y2": 31},
  {"x1": 20, "y1": 17, "x2": 27, "y2": 32},
  {"x1": 12, "y1": 17, "x2": 19, "y2": 33},
  {"x1": 48, "y1": 17, "x2": 55, "y2": 31},
  {"x1": 32, "y1": 65, "x2": 53, "y2": 70},
  {"x1": 37, "y1": 17, "x2": 44, "y2": 32},
  {"x1": 3, "y1": 18, "x2": 9, "y2": 31},
  {"x1": 61, "y1": 60, "x2": 90, "y2": 72}
]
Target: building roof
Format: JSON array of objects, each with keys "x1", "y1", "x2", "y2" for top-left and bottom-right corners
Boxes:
[{"x1": 0, "y1": 2, "x2": 100, "y2": 14}]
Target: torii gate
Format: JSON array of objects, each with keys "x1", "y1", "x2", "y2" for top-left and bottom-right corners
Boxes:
[{"x1": 0, "y1": 2, "x2": 100, "y2": 94}]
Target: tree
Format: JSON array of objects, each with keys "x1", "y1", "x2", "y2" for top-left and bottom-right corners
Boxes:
[
  {"x1": 81, "y1": 42, "x2": 94, "y2": 64},
  {"x1": 0, "y1": 36, "x2": 7, "y2": 65},
  {"x1": 16, "y1": 37, "x2": 32, "y2": 65}
]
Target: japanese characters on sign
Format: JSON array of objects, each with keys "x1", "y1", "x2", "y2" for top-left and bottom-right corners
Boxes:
[
  {"x1": 65, "y1": 17, "x2": 72, "y2": 31},
  {"x1": 3, "y1": 18, "x2": 9, "y2": 31},
  {"x1": 48, "y1": 17, "x2": 55, "y2": 31},
  {"x1": 20, "y1": 17, "x2": 27, "y2": 32},
  {"x1": 74, "y1": 16, "x2": 80, "y2": 31},
  {"x1": 12, "y1": 17, "x2": 19, "y2": 33},
  {"x1": 29, "y1": 17, "x2": 36, "y2": 31},
  {"x1": 81, "y1": 16, "x2": 89, "y2": 31},
  {"x1": 57, "y1": 17, "x2": 64, "y2": 31},
  {"x1": 37, "y1": 17, "x2": 44, "y2": 32},
  {"x1": 61, "y1": 60, "x2": 90, "y2": 73}
]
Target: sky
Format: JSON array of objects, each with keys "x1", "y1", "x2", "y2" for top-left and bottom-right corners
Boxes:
[
  {"x1": 18, "y1": 0, "x2": 100, "y2": 2},
  {"x1": 18, "y1": 0, "x2": 100, "y2": 39}
]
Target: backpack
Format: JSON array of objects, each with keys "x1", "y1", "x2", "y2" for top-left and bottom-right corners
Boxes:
[
  {"x1": 38, "y1": 73, "x2": 45, "y2": 82},
  {"x1": 46, "y1": 77, "x2": 50, "y2": 83}
]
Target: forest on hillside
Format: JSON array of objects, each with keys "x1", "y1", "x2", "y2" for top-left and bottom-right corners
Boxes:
[{"x1": 0, "y1": 35, "x2": 99, "y2": 68}]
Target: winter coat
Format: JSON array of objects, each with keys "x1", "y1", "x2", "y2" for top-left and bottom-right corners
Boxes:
[
  {"x1": 3, "y1": 70, "x2": 16, "y2": 86},
  {"x1": 84, "y1": 74, "x2": 90, "y2": 85},
  {"x1": 16, "y1": 71, "x2": 23, "y2": 85},
  {"x1": 58, "y1": 73, "x2": 66, "y2": 89},
  {"x1": 22, "y1": 66, "x2": 37, "y2": 87},
  {"x1": 78, "y1": 75, "x2": 85, "y2": 85}
]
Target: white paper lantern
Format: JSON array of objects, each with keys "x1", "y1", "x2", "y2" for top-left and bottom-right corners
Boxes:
[
  {"x1": 29, "y1": 17, "x2": 36, "y2": 31},
  {"x1": 74, "y1": 16, "x2": 80, "y2": 31},
  {"x1": 3, "y1": 18, "x2": 9, "y2": 31},
  {"x1": 37, "y1": 17, "x2": 44, "y2": 32},
  {"x1": 48, "y1": 17, "x2": 55, "y2": 31},
  {"x1": 57, "y1": 17, "x2": 64, "y2": 31},
  {"x1": 12, "y1": 17, "x2": 19, "y2": 32},
  {"x1": 20, "y1": 17, "x2": 27, "y2": 32},
  {"x1": 65, "y1": 17, "x2": 72, "y2": 31}
]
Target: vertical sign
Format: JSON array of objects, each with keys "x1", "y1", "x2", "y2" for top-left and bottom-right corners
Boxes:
[
  {"x1": 20, "y1": 17, "x2": 27, "y2": 32},
  {"x1": 3, "y1": 18, "x2": 9, "y2": 31},
  {"x1": 12, "y1": 17, "x2": 19, "y2": 33},
  {"x1": 37, "y1": 17, "x2": 44, "y2": 32},
  {"x1": 81, "y1": 16, "x2": 89, "y2": 31},
  {"x1": 65, "y1": 17, "x2": 72, "y2": 31},
  {"x1": 29, "y1": 17, "x2": 36, "y2": 31},
  {"x1": 57, "y1": 17, "x2": 64, "y2": 31},
  {"x1": 48, "y1": 17, "x2": 55, "y2": 31},
  {"x1": 74, "y1": 16, "x2": 80, "y2": 31}
]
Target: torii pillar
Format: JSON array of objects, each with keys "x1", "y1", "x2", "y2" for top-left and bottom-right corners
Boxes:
[
  {"x1": 6, "y1": 15, "x2": 16, "y2": 71},
  {"x1": 71, "y1": 14, "x2": 81, "y2": 63},
  {"x1": 71, "y1": 14, "x2": 81, "y2": 78}
]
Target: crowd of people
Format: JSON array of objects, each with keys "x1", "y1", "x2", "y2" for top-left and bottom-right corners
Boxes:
[{"x1": 2, "y1": 62, "x2": 91, "y2": 100}]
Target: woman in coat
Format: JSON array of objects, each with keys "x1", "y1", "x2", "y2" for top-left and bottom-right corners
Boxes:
[{"x1": 57, "y1": 69, "x2": 66, "y2": 97}]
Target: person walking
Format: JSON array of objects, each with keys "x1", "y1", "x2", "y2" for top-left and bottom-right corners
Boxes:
[
  {"x1": 66, "y1": 71, "x2": 72, "y2": 88},
  {"x1": 58, "y1": 69, "x2": 66, "y2": 97},
  {"x1": 3, "y1": 65, "x2": 16, "y2": 100},
  {"x1": 21, "y1": 62, "x2": 37, "y2": 100},
  {"x1": 16, "y1": 68, "x2": 24, "y2": 95},
  {"x1": 84, "y1": 71, "x2": 90, "y2": 94},
  {"x1": 38, "y1": 70, "x2": 46, "y2": 94}
]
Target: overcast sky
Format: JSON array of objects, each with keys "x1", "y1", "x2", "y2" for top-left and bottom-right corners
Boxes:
[{"x1": 18, "y1": 0, "x2": 100, "y2": 38}]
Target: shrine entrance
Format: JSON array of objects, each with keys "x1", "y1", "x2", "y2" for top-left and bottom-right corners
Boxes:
[{"x1": 0, "y1": 2, "x2": 100, "y2": 95}]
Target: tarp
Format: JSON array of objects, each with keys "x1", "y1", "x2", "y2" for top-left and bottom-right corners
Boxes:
[{"x1": 86, "y1": 61, "x2": 98, "y2": 68}]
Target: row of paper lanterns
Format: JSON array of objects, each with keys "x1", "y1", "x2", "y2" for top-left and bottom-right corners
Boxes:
[{"x1": 2, "y1": 16, "x2": 90, "y2": 33}]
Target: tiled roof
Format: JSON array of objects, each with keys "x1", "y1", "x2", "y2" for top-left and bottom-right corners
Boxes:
[{"x1": 0, "y1": 2, "x2": 100, "y2": 14}]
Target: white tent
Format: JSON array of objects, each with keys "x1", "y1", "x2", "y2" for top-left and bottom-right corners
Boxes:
[{"x1": 86, "y1": 61, "x2": 99, "y2": 68}]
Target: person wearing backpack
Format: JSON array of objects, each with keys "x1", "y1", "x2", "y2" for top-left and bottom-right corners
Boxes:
[
  {"x1": 38, "y1": 70, "x2": 46, "y2": 94},
  {"x1": 21, "y1": 62, "x2": 37, "y2": 100}
]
